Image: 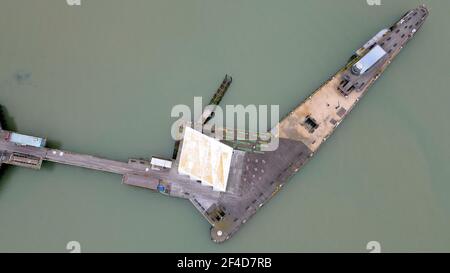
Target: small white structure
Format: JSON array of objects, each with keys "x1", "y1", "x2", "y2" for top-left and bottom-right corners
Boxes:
[
  {"x1": 352, "y1": 45, "x2": 387, "y2": 76},
  {"x1": 150, "y1": 157, "x2": 172, "y2": 169},
  {"x1": 9, "y1": 132, "x2": 46, "y2": 147},
  {"x1": 178, "y1": 127, "x2": 233, "y2": 192}
]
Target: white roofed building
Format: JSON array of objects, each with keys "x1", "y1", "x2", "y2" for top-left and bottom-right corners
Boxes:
[{"x1": 177, "y1": 126, "x2": 233, "y2": 192}]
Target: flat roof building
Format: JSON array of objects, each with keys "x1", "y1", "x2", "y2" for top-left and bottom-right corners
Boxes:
[
  {"x1": 8, "y1": 132, "x2": 46, "y2": 148},
  {"x1": 352, "y1": 44, "x2": 387, "y2": 76},
  {"x1": 177, "y1": 126, "x2": 233, "y2": 192}
]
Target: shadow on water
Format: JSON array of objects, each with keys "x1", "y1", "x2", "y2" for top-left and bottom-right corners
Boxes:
[
  {"x1": 0, "y1": 104, "x2": 17, "y2": 131},
  {"x1": 0, "y1": 104, "x2": 58, "y2": 176},
  {"x1": 41, "y1": 139, "x2": 62, "y2": 172},
  {"x1": 45, "y1": 139, "x2": 61, "y2": 150},
  {"x1": 0, "y1": 104, "x2": 17, "y2": 196},
  {"x1": 0, "y1": 166, "x2": 17, "y2": 199}
]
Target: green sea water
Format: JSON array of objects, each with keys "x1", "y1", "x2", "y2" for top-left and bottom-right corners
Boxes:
[{"x1": 0, "y1": 0, "x2": 449, "y2": 252}]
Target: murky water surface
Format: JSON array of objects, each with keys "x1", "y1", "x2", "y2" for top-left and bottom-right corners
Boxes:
[{"x1": 0, "y1": 0, "x2": 449, "y2": 252}]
